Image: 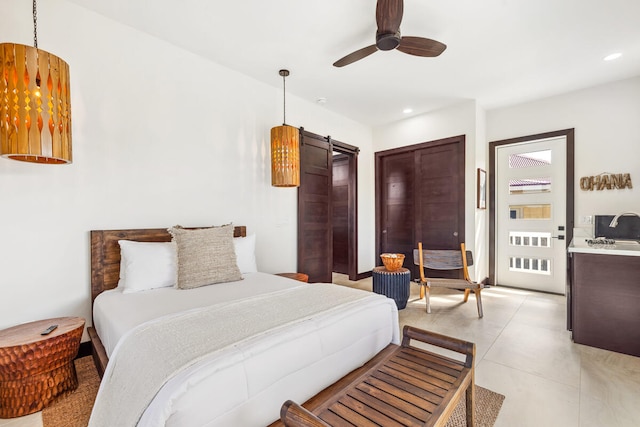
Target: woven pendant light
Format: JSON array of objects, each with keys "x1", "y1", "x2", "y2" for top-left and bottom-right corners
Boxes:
[
  {"x1": 0, "y1": 0, "x2": 72, "y2": 164},
  {"x1": 271, "y1": 70, "x2": 299, "y2": 187}
]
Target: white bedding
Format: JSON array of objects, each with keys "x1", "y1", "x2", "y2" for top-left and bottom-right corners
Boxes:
[
  {"x1": 91, "y1": 273, "x2": 399, "y2": 426},
  {"x1": 93, "y1": 273, "x2": 303, "y2": 357}
]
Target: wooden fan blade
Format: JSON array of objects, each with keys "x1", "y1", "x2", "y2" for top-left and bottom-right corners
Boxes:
[
  {"x1": 333, "y1": 45, "x2": 378, "y2": 67},
  {"x1": 397, "y1": 36, "x2": 447, "y2": 57},
  {"x1": 376, "y1": 0, "x2": 403, "y2": 34}
]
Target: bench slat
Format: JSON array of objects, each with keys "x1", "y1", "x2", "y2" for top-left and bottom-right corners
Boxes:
[{"x1": 279, "y1": 326, "x2": 476, "y2": 427}]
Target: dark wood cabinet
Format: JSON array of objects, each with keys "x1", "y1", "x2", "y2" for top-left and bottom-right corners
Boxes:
[{"x1": 571, "y1": 252, "x2": 640, "y2": 357}]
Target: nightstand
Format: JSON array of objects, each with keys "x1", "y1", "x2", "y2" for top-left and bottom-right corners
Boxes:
[
  {"x1": 275, "y1": 272, "x2": 309, "y2": 283},
  {"x1": 0, "y1": 317, "x2": 85, "y2": 418}
]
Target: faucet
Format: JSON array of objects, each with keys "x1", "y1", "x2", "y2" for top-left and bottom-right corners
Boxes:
[{"x1": 609, "y1": 212, "x2": 640, "y2": 227}]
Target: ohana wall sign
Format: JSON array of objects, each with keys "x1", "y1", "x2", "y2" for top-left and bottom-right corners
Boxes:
[{"x1": 580, "y1": 173, "x2": 633, "y2": 191}]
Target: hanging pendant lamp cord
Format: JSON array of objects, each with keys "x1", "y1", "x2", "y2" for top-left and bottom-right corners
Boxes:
[
  {"x1": 282, "y1": 73, "x2": 286, "y2": 125},
  {"x1": 33, "y1": 0, "x2": 38, "y2": 48}
]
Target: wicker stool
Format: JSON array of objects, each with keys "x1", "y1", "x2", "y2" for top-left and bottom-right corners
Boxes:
[
  {"x1": 0, "y1": 317, "x2": 85, "y2": 418},
  {"x1": 372, "y1": 266, "x2": 411, "y2": 309}
]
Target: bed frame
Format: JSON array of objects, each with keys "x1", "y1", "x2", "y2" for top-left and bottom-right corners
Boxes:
[{"x1": 87, "y1": 226, "x2": 247, "y2": 377}]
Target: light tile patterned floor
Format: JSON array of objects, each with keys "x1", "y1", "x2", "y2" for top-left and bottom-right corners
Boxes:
[{"x1": 2, "y1": 274, "x2": 639, "y2": 427}]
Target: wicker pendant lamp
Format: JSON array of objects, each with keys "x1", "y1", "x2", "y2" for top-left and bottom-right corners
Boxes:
[
  {"x1": 0, "y1": 0, "x2": 72, "y2": 164},
  {"x1": 271, "y1": 69, "x2": 299, "y2": 187}
]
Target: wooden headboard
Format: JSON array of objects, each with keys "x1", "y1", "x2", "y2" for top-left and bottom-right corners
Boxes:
[{"x1": 90, "y1": 226, "x2": 247, "y2": 304}]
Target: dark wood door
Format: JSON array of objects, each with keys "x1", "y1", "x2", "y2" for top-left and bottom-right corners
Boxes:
[
  {"x1": 332, "y1": 154, "x2": 349, "y2": 275},
  {"x1": 414, "y1": 141, "x2": 465, "y2": 250},
  {"x1": 378, "y1": 151, "x2": 416, "y2": 274},
  {"x1": 298, "y1": 132, "x2": 333, "y2": 283},
  {"x1": 376, "y1": 135, "x2": 465, "y2": 278}
]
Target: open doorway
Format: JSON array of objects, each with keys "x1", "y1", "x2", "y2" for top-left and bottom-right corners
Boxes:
[{"x1": 297, "y1": 129, "x2": 359, "y2": 282}]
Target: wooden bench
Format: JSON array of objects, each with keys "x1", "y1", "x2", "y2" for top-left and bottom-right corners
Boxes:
[{"x1": 277, "y1": 325, "x2": 475, "y2": 427}]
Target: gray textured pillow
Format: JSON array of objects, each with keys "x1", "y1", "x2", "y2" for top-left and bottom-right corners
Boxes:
[{"x1": 168, "y1": 224, "x2": 242, "y2": 289}]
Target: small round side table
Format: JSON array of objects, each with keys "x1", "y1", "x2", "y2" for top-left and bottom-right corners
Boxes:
[
  {"x1": 372, "y1": 266, "x2": 411, "y2": 310},
  {"x1": 0, "y1": 316, "x2": 85, "y2": 418}
]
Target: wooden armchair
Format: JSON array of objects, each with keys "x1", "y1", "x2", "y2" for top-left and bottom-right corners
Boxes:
[{"x1": 413, "y1": 242, "x2": 484, "y2": 318}]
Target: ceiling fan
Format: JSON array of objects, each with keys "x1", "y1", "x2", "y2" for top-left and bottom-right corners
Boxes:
[{"x1": 333, "y1": 0, "x2": 446, "y2": 67}]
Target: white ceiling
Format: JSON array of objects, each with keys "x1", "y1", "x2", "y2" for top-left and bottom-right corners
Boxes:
[{"x1": 67, "y1": 0, "x2": 640, "y2": 126}]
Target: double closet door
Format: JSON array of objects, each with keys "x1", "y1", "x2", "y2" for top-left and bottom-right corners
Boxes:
[{"x1": 375, "y1": 135, "x2": 465, "y2": 278}]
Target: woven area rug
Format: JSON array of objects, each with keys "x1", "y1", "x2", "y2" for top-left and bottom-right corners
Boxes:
[
  {"x1": 445, "y1": 385, "x2": 505, "y2": 427},
  {"x1": 42, "y1": 357, "x2": 99, "y2": 427},
  {"x1": 43, "y1": 356, "x2": 505, "y2": 427}
]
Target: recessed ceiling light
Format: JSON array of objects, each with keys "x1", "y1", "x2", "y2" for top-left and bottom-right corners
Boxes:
[
  {"x1": 604, "y1": 52, "x2": 622, "y2": 61},
  {"x1": 403, "y1": 108, "x2": 413, "y2": 114}
]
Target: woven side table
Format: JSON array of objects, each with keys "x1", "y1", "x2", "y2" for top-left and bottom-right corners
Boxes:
[
  {"x1": 372, "y1": 266, "x2": 411, "y2": 310},
  {"x1": 0, "y1": 316, "x2": 85, "y2": 418}
]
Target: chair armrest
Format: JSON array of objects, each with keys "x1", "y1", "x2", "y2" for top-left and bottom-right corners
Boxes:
[
  {"x1": 401, "y1": 325, "x2": 475, "y2": 368},
  {"x1": 280, "y1": 400, "x2": 331, "y2": 427}
]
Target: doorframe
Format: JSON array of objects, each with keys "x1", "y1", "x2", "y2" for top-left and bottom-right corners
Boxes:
[
  {"x1": 488, "y1": 128, "x2": 575, "y2": 287},
  {"x1": 331, "y1": 137, "x2": 360, "y2": 281}
]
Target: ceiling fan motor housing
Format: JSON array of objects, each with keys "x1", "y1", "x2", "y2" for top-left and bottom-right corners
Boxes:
[{"x1": 376, "y1": 31, "x2": 401, "y2": 50}]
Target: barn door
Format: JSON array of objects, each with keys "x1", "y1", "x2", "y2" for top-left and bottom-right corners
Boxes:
[{"x1": 297, "y1": 131, "x2": 333, "y2": 283}]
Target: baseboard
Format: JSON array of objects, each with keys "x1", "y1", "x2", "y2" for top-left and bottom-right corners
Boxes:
[{"x1": 356, "y1": 271, "x2": 372, "y2": 280}]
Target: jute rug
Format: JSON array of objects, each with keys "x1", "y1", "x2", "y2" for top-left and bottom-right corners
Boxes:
[
  {"x1": 43, "y1": 356, "x2": 505, "y2": 427},
  {"x1": 42, "y1": 357, "x2": 100, "y2": 427}
]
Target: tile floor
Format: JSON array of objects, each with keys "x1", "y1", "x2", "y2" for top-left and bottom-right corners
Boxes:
[
  {"x1": 2, "y1": 274, "x2": 639, "y2": 427},
  {"x1": 332, "y1": 273, "x2": 640, "y2": 427}
]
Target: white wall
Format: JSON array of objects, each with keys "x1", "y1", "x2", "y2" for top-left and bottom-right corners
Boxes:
[
  {"x1": 487, "y1": 76, "x2": 640, "y2": 230},
  {"x1": 372, "y1": 101, "x2": 489, "y2": 282},
  {"x1": 4, "y1": 0, "x2": 638, "y2": 335},
  {"x1": 0, "y1": 0, "x2": 374, "y2": 332},
  {"x1": 371, "y1": 75, "x2": 640, "y2": 286}
]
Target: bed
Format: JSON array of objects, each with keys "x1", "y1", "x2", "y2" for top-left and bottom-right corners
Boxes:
[{"x1": 86, "y1": 226, "x2": 400, "y2": 427}]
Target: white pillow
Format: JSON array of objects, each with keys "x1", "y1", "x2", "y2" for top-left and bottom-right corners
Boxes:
[
  {"x1": 233, "y1": 234, "x2": 258, "y2": 274},
  {"x1": 118, "y1": 240, "x2": 177, "y2": 293}
]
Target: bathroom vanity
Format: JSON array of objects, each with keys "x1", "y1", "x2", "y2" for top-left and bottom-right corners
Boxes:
[{"x1": 568, "y1": 238, "x2": 640, "y2": 357}]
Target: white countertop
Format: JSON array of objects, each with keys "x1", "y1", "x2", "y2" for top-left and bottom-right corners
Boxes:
[{"x1": 569, "y1": 238, "x2": 640, "y2": 256}]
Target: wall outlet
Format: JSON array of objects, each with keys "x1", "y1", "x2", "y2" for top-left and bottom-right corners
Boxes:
[{"x1": 579, "y1": 215, "x2": 593, "y2": 225}]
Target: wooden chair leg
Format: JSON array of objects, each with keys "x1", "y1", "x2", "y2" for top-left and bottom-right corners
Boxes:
[
  {"x1": 475, "y1": 289, "x2": 483, "y2": 318},
  {"x1": 419, "y1": 283, "x2": 425, "y2": 300},
  {"x1": 463, "y1": 289, "x2": 471, "y2": 302},
  {"x1": 425, "y1": 287, "x2": 431, "y2": 313}
]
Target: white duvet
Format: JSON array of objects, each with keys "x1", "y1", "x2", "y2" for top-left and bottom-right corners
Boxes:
[{"x1": 90, "y1": 273, "x2": 399, "y2": 426}]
